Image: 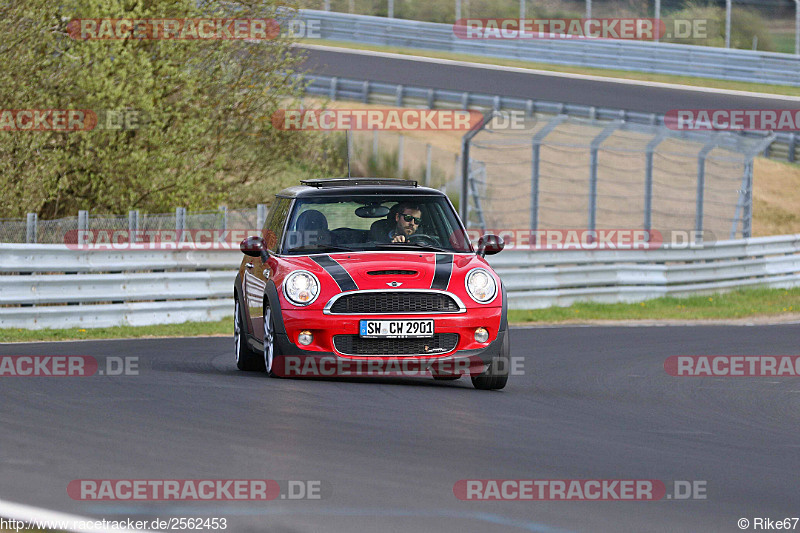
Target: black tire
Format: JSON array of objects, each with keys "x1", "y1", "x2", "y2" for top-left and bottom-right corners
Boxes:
[
  {"x1": 235, "y1": 297, "x2": 265, "y2": 371},
  {"x1": 471, "y1": 331, "x2": 510, "y2": 390},
  {"x1": 263, "y1": 302, "x2": 284, "y2": 378}
]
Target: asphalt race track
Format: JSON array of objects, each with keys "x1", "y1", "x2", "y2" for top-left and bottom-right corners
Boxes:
[
  {"x1": 2, "y1": 325, "x2": 800, "y2": 532},
  {"x1": 300, "y1": 46, "x2": 800, "y2": 114}
]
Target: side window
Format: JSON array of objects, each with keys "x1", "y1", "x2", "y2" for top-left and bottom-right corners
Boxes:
[{"x1": 263, "y1": 198, "x2": 291, "y2": 252}]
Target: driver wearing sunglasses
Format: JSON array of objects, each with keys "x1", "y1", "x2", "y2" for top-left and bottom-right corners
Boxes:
[{"x1": 390, "y1": 203, "x2": 422, "y2": 243}]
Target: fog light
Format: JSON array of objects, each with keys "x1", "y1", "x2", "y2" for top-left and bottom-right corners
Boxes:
[
  {"x1": 298, "y1": 331, "x2": 313, "y2": 346},
  {"x1": 474, "y1": 327, "x2": 489, "y2": 343}
]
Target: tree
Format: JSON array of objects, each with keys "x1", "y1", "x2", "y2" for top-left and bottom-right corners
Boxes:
[{"x1": 0, "y1": 0, "x2": 323, "y2": 217}]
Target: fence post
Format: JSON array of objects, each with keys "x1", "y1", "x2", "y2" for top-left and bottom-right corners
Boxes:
[
  {"x1": 588, "y1": 122, "x2": 622, "y2": 232},
  {"x1": 395, "y1": 84, "x2": 404, "y2": 107},
  {"x1": 696, "y1": 139, "x2": 720, "y2": 242},
  {"x1": 645, "y1": 132, "x2": 666, "y2": 233},
  {"x1": 397, "y1": 135, "x2": 404, "y2": 177},
  {"x1": 257, "y1": 204, "x2": 267, "y2": 231},
  {"x1": 128, "y1": 210, "x2": 139, "y2": 243},
  {"x1": 219, "y1": 205, "x2": 228, "y2": 243},
  {"x1": 530, "y1": 115, "x2": 566, "y2": 232},
  {"x1": 425, "y1": 144, "x2": 432, "y2": 187},
  {"x1": 744, "y1": 159, "x2": 754, "y2": 238},
  {"x1": 25, "y1": 213, "x2": 37, "y2": 244},
  {"x1": 176, "y1": 207, "x2": 186, "y2": 243},
  {"x1": 77, "y1": 210, "x2": 89, "y2": 247}
]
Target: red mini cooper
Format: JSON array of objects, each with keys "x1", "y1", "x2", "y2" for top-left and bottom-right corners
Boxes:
[{"x1": 233, "y1": 178, "x2": 509, "y2": 390}]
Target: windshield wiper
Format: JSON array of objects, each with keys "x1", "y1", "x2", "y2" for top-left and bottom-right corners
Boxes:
[
  {"x1": 371, "y1": 242, "x2": 453, "y2": 253},
  {"x1": 287, "y1": 244, "x2": 355, "y2": 253}
]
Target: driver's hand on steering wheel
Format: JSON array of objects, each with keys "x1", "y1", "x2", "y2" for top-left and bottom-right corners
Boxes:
[{"x1": 392, "y1": 234, "x2": 407, "y2": 243}]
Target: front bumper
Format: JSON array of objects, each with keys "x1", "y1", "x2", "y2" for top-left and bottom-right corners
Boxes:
[{"x1": 271, "y1": 328, "x2": 506, "y2": 378}]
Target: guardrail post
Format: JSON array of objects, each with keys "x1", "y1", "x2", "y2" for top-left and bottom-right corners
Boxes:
[
  {"x1": 395, "y1": 85, "x2": 404, "y2": 106},
  {"x1": 589, "y1": 122, "x2": 622, "y2": 232},
  {"x1": 324, "y1": 0, "x2": 330, "y2": 11},
  {"x1": 388, "y1": 0, "x2": 394, "y2": 18},
  {"x1": 461, "y1": 92, "x2": 469, "y2": 109},
  {"x1": 329, "y1": 77, "x2": 338, "y2": 100},
  {"x1": 425, "y1": 144, "x2": 432, "y2": 187},
  {"x1": 645, "y1": 132, "x2": 666, "y2": 233},
  {"x1": 456, "y1": 0, "x2": 461, "y2": 21},
  {"x1": 256, "y1": 204, "x2": 267, "y2": 231},
  {"x1": 25, "y1": 213, "x2": 37, "y2": 244},
  {"x1": 493, "y1": 96, "x2": 501, "y2": 111},
  {"x1": 789, "y1": 134, "x2": 796, "y2": 163},
  {"x1": 525, "y1": 100, "x2": 534, "y2": 117},
  {"x1": 362, "y1": 81, "x2": 370, "y2": 104},
  {"x1": 427, "y1": 88, "x2": 435, "y2": 109}
]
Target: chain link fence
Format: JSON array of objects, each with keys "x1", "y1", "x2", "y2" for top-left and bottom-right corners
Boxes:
[
  {"x1": 463, "y1": 114, "x2": 773, "y2": 240},
  {"x1": 0, "y1": 207, "x2": 264, "y2": 244}
]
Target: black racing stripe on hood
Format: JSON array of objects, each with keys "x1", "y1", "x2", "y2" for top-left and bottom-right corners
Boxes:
[
  {"x1": 430, "y1": 254, "x2": 453, "y2": 291},
  {"x1": 311, "y1": 255, "x2": 358, "y2": 292}
]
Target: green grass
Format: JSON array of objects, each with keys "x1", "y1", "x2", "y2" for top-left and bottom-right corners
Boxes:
[
  {"x1": 1, "y1": 288, "x2": 800, "y2": 343},
  {"x1": 300, "y1": 38, "x2": 800, "y2": 97},
  {"x1": 508, "y1": 287, "x2": 800, "y2": 323},
  {"x1": 0, "y1": 318, "x2": 232, "y2": 343}
]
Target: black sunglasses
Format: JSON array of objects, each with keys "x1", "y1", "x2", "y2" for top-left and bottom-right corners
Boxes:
[{"x1": 401, "y1": 213, "x2": 421, "y2": 224}]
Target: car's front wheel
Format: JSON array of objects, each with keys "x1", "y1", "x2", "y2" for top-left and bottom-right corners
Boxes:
[
  {"x1": 471, "y1": 331, "x2": 510, "y2": 390},
  {"x1": 263, "y1": 303, "x2": 284, "y2": 378},
  {"x1": 235, "y1": 298, "x2": 265, "y2": 371}
]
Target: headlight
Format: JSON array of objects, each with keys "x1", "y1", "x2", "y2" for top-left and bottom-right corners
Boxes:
[
  {"x1": 283, "y1": 271, "x2": 320, "y2": 306},
  {"x1": 465, "y1": 268, "x2": 497, "y2": 303}
]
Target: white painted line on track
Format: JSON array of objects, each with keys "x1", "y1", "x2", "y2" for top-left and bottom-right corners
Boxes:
[
  {"x1": 0, "y1": 498, "x2": 159, "y2": 532},
  {"x1": 299, "y1": 43, "x2": 800, "y2": 102}
]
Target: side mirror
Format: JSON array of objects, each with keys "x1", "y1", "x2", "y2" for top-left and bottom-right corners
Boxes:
[
  {"x1": 477, "y1": 234, "x2": 504, "y2": 257},
  {"x1": 240, "y1": 236, "x2": 268, "y2": 259}
]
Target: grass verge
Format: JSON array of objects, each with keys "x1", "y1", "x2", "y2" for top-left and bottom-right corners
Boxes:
[
  {"x1": 0, "y1": 318, "x2": 232, "y2": 343},
  {"x1": 300, "y1": 39, "x2": 800, "y2": 97},
  {"x1": 508, "y1": 287, "x2": 800, "y2": 323},
  {"x1": 1, "y1": 287, "x2": 800, "y2": 342}
]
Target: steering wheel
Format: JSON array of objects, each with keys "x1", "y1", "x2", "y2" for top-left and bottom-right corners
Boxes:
[{"x1": 407, "y1": 233, "x2": 440, "y2": 247}]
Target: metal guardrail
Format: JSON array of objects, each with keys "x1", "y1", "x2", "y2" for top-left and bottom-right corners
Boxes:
[
  {"x1": 491, "y1": 233, "x2": 800, "y2": 309},
  {"x1": 301, "y1": 74, "x2": 799, "y2": 163},
  {"x1": 299, "y1": 9, "x2": 800, "y2": 87},
  {"x1": 0, "y1": 244, "x2": 239, "y2": 329},
  {"x1": 3, "y1": 235, "x2": 800, "y2": 328}
]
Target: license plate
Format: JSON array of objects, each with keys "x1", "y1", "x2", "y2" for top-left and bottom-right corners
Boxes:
[{"x1": 359, "y1": 319, "x2": 434, "y2": 338}]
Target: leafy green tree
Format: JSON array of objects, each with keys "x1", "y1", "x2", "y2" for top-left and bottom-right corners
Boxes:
[{"x1": 0, "y1": 0, "x2": 329, "y2": 217}]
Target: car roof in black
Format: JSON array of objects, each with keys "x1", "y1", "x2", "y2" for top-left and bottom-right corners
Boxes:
[{"x1": 276, "y1": 178, "x2": 448, "y2": 199}]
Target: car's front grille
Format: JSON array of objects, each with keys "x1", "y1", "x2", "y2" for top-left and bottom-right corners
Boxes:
[
  {"x1": 333, "y1": 333, "x2": 459, "y2": 356},
  {"x1": 367, "y1": 270, "x2": 417, "y2": 276},
  {"x1": 328, "y1": 292, "x2": 461, "y2": 314}
]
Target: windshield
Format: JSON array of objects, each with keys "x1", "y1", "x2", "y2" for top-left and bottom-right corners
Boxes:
[{"x1": 281, "y1": 194, "x2": 473, "y2": 254}]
